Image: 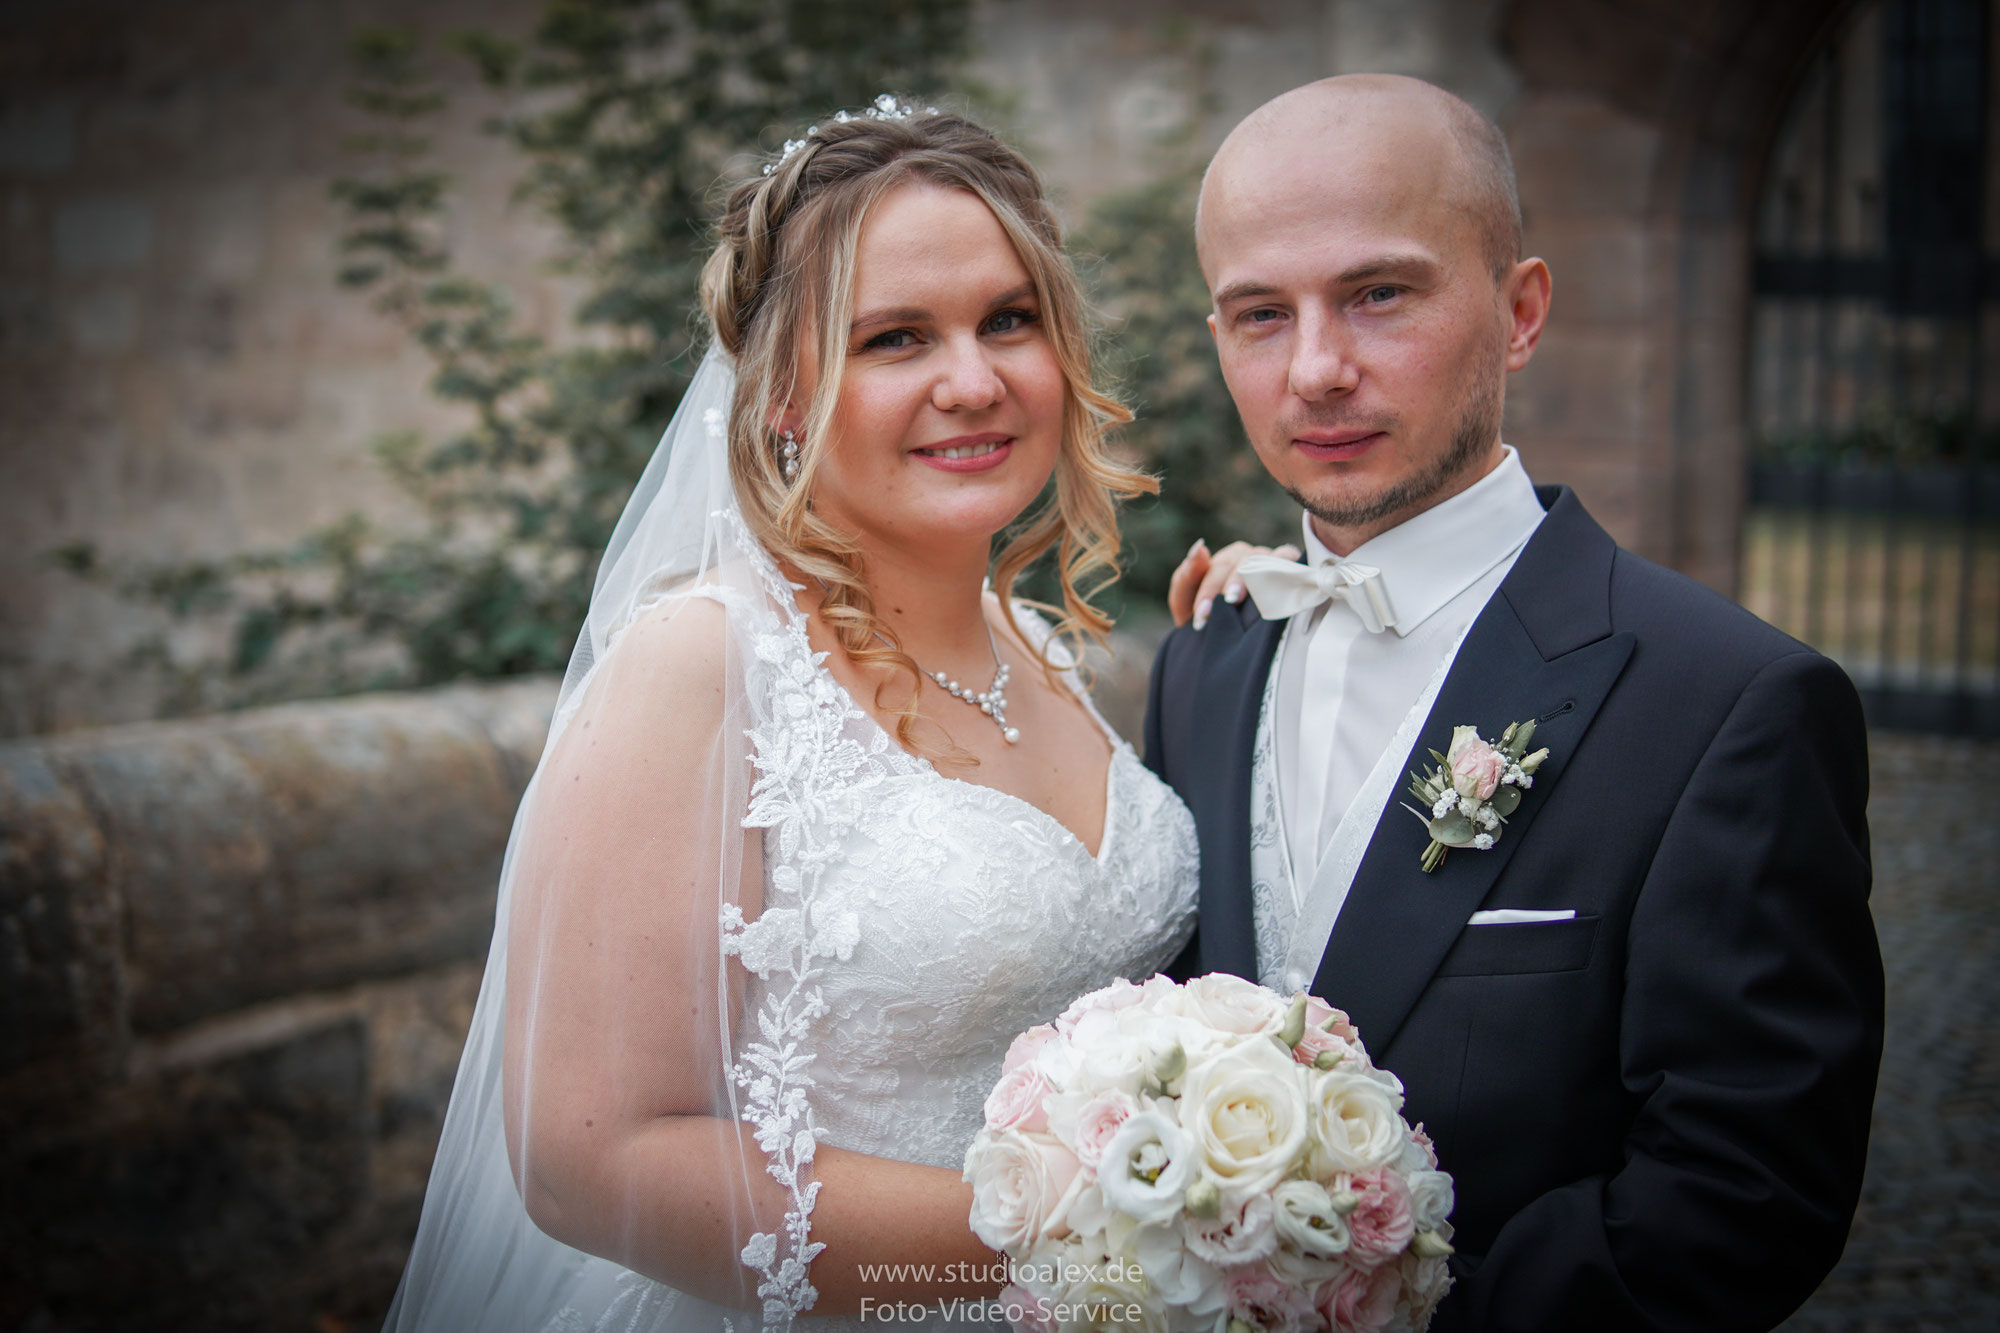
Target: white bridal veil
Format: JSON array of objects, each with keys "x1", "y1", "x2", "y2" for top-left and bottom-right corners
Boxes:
[{"x1": 385, "y1": 346, "x2": 819, "y2": 1332}]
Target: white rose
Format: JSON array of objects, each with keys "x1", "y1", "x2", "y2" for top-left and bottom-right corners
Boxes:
[
  {"x1": 1138, "y1": 973, "x2": 1188, "y2": 1015},
  {"x1": 1064, "y1": 1008, "x2": 1156, "y2": 1096},
  {"x1": 1179, "y1": 1039, "x2": 1311, "y2": 1204},
  {"x1": 964, "y1": 1129, "x2": 1083, "y2": 1254},
  {"x1": 1305, "y1": 1067, "x2": 1406, "y2": 1177},
  {"x1": 1406, "y1": 1168, "x2": 1455, "y2": 1234},
  {"x1": 1134, "y1": 1222, "x2": 1227, "y2": 1315},
  {"x1": 1097, "y1": 1110, "x2": 1199, "y2": 1225},
  {"x1": 1056, "y1": 977, "x2": 1149, "y2": 1033},
  {"x1": 1182, "y1": 973, "x2": 1287, "y2": 1037},
  {"x1": 1271, "y1": 1178, "x2": 1353, "y2": 1259}
]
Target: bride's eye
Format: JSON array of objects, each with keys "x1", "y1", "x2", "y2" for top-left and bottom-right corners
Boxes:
[
  {"x1": 984, "y1": 307, "x2": 1039, "y2": 335},
  {"x1": 863, "y1": 328, "x2": 919, "y2": 351}
]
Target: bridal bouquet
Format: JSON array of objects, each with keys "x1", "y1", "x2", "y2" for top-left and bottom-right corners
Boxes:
[{"x1": 964, "y1": 974, "x2": 1454, "y2": 1333}]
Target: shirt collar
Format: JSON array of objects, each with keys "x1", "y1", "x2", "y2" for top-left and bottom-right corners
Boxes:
[{"x1": 1298, "y1": 445, "x2": 1545, "y2": 636}]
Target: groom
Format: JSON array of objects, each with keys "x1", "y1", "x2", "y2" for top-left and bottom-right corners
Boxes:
[{"x1": 1144, "y1": 76, "x2": 1883, "y2": 1332}]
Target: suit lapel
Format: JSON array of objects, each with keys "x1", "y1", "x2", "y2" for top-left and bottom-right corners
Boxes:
[
  {"x1": 1189, "y1": 603, "x2": 1284, "y2": 981},
  {"x1": 1310, "y1": 488, "x2": 1635, "y2": 1050}
]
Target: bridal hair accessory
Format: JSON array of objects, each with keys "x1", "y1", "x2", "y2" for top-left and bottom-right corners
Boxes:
[
  {"x1": 1236, "y1": 551, "x2": 1397, "y2": 632},
  {"x1": 779, "y1": 427, "x2": 800, "y2": 481},
  {"x1": 922, "y1": 621, "x2": 1018, "y2": 744},
  {"x1": 762, "y1": 94, "x2": 942, "y2": 174},
  {"x1": 966, "y1": 974, "x2": 1456, "y2": 1331},
  {"x1": 1403, "y1": 720, "x2": 1550, "y2": 872}
]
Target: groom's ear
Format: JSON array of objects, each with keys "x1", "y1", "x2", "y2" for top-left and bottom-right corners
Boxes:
[
  {"x1": 1206, "y1": 312, "x2": 1219, "y2": 345},
  {"x1": 1503, "y1": 258, "x2": 1552, "y2": 372}
]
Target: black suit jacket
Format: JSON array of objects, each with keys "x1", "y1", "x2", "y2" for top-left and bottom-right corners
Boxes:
[{"x1": 1142, "y1": 487, "x2": 1882, "y2": 1333}]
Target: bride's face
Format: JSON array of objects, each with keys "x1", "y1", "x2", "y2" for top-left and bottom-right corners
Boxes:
[{"x1": 797, "y1": 183, "x2": 1065, "y2": 555}]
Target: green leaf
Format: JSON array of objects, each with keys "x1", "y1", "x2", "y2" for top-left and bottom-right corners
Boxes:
[{"x1": 1428, "y1": 812, "x2": 1476, "y2": 846}]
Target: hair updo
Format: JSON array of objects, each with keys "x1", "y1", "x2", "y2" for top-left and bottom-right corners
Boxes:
[{"x1": 698, "y1": 104, "x2": 1154, "y2": 760}]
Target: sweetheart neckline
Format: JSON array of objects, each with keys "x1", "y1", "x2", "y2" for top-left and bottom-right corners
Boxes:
[{"x1": 803, "y1": 633, "x2": 1125, "y2": 864}]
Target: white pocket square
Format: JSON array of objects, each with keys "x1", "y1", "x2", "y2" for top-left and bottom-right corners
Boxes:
[{"x1": 1466, "y1": 908, "x2": 1577, "y2": 925}]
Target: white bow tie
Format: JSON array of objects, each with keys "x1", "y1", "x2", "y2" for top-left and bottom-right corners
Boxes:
[{"x1": 1236, "y1": 552, "x2": 1398, "y2": 633}]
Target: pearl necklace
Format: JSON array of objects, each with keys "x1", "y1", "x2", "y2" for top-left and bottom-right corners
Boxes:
[{"x1": 920, "y1": 622, "x2": 1019, "y2": 745}]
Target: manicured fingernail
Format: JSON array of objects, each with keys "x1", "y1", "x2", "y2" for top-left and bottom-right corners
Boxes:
[
  {"x1": 1193, "y1": 598, "x2": 1212, "y2": 630},
  {"x1": 1224, "y1": 583, "x2": 1245, "y2": 604},
  {"x1": 1187, "y1": 538, "x2": 1205, "y2": 558}
]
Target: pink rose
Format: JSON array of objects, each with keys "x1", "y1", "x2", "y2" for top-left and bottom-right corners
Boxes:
[
  {"x1": 1342, "y1": 1169, "x2": 1417, "y2": 1270},
  {"x1": 1293, "y1": 996, "x2": 1363, "y2": 1067},
  {"x1": 997, "y1": 1283, "x2": 1057, "y2": 1333},
  {"x1": 1408, "y1": 1123, "x2": 1439, "y2": 1169},
  {"x1": 1068, "y1": 1089, "x2": 1138, "y2": 1170},
  {"x1": 985, "y1": 1064, "x2": 1053, "y2": 1133},
  {"x1": 1003, "y1": 1024, "x2": 1059, "y2": 1074},
  {"x1": 1447, "y1": 726, "x2": 1505, "y2": 802},
  {"x1": 1315, "y1": 1262, "x2": 1400, "y2": 1333},
  {"x1": 1054, "y1": 977, "x2": 1148, "y2": 1033},
  {"x1": 1226, "y1": 1265, "x2": 1319, "y2": 1333}
]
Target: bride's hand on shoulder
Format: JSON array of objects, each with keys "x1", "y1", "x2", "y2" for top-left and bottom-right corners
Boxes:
[{"x1": 1167, "y1": 538, "x2": 1302, "y2": 630}]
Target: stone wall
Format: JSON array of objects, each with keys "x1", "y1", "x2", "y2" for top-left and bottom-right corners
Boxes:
[
  {"x1": 0, "y1": 678, "x2": 553, "y2": 1330},
  {"x1": 3, "y1": 0, "x2": 1857, "y2": 740}
]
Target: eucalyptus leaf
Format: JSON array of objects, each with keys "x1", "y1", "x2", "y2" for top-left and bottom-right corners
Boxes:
[
  {"x1": 1428, "y1": 812, "x2": 1476, "y2": 845},
  {"x1": 1489, "y1": 785, "x2": 1522, "y2": 816}
]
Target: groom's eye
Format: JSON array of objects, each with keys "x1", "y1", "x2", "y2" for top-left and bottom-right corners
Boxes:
[{"x1": 1362, "y1": 286, "x2": 1400, "y2": 304}]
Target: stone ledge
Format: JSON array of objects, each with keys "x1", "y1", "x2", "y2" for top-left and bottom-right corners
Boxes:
[{"x1": 0, "y1": 676, "x2": 556, "y2": 1121}]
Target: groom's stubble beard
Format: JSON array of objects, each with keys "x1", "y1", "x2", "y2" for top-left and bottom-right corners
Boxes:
[{"x1": 1275, "y1": 334, "x2": 1507, "y2": 533}]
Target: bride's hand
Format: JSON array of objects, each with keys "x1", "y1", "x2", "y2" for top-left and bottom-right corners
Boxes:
[{"x1": 1167, "y1": 538, "x2": 1303, "y2": 630}]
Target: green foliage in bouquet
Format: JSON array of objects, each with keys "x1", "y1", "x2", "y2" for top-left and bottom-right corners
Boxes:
[{"x1": 55, "y1": 0, "x2": 973, "y2": 711}]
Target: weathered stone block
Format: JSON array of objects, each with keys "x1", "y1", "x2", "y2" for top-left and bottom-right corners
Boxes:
[
  {"x1": 0, "y1": 744, "x2": 123, "y2": 1104},
  {"x1": 0, "y1": 677, "x2": 552, "y2": 1084}
]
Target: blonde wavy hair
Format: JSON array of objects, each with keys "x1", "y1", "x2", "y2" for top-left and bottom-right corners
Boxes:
[{"x1": 698, "y1": 106, "x2": 1155, "y2": 760}]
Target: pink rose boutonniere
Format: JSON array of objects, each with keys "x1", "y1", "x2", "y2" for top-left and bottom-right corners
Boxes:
[{"x1": 1403, "y1": 719, "x2": 1551, "y2": 873}]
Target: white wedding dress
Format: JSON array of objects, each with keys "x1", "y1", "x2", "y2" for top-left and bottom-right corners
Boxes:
[
  {"x1": 386, "y1": 351, "x2": 1197, "y2": 1333},
  {"x1": 705, "y1": 535, "x2": 1199, "y2": 1329}
]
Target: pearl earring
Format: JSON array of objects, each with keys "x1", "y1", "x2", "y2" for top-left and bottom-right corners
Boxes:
[{"x1": 780, "y1": 428, "x2": 800, "y2": 482}]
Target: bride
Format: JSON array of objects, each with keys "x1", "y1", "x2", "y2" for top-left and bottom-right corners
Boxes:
[{"x1": 385, "y1": 100, "x2": 1256, "y2": 1332}]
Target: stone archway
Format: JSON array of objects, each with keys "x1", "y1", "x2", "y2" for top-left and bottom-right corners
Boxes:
[{"x1": 1493, "y1": 0, "x2": 1853, "y2": 594}]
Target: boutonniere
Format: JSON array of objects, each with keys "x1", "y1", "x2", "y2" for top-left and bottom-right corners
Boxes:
[{"x1": 1403, "y1": 720, "x2": 1551, "y2": 873}]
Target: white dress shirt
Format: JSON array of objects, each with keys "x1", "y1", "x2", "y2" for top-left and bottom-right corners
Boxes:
[{"x1": 1270, "y1": 446, "x2": 1546, "y2": 888}]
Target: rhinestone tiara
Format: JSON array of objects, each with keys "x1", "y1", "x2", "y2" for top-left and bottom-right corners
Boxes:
[{"x1": 761, "y1": 93, "x2": 940, "y2": 175}]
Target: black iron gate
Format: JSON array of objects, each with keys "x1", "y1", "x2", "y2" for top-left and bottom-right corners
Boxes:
[{"x1": 1745, "y1": 0, "x2": 1999, "y2": 735}]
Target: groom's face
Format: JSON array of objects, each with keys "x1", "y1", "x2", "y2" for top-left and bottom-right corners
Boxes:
[{"x1": 1200, "y1": 119, "x2": 1530, "y2": 549}]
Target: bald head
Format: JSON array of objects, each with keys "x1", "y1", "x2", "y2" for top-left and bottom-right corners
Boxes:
[{"x1": 1198, "y1": 75, "x2": 1521, "y2": 282}]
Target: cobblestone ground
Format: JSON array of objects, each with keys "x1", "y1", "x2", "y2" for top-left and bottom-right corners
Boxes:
[{"x1": 1780, "y1": 732, "x2": 2000, "y2": 1332}]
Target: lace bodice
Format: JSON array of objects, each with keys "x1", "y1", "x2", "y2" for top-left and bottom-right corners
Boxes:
[{"x1": 706, "y1": 543, "x2": 1199, "y2": 1327}]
